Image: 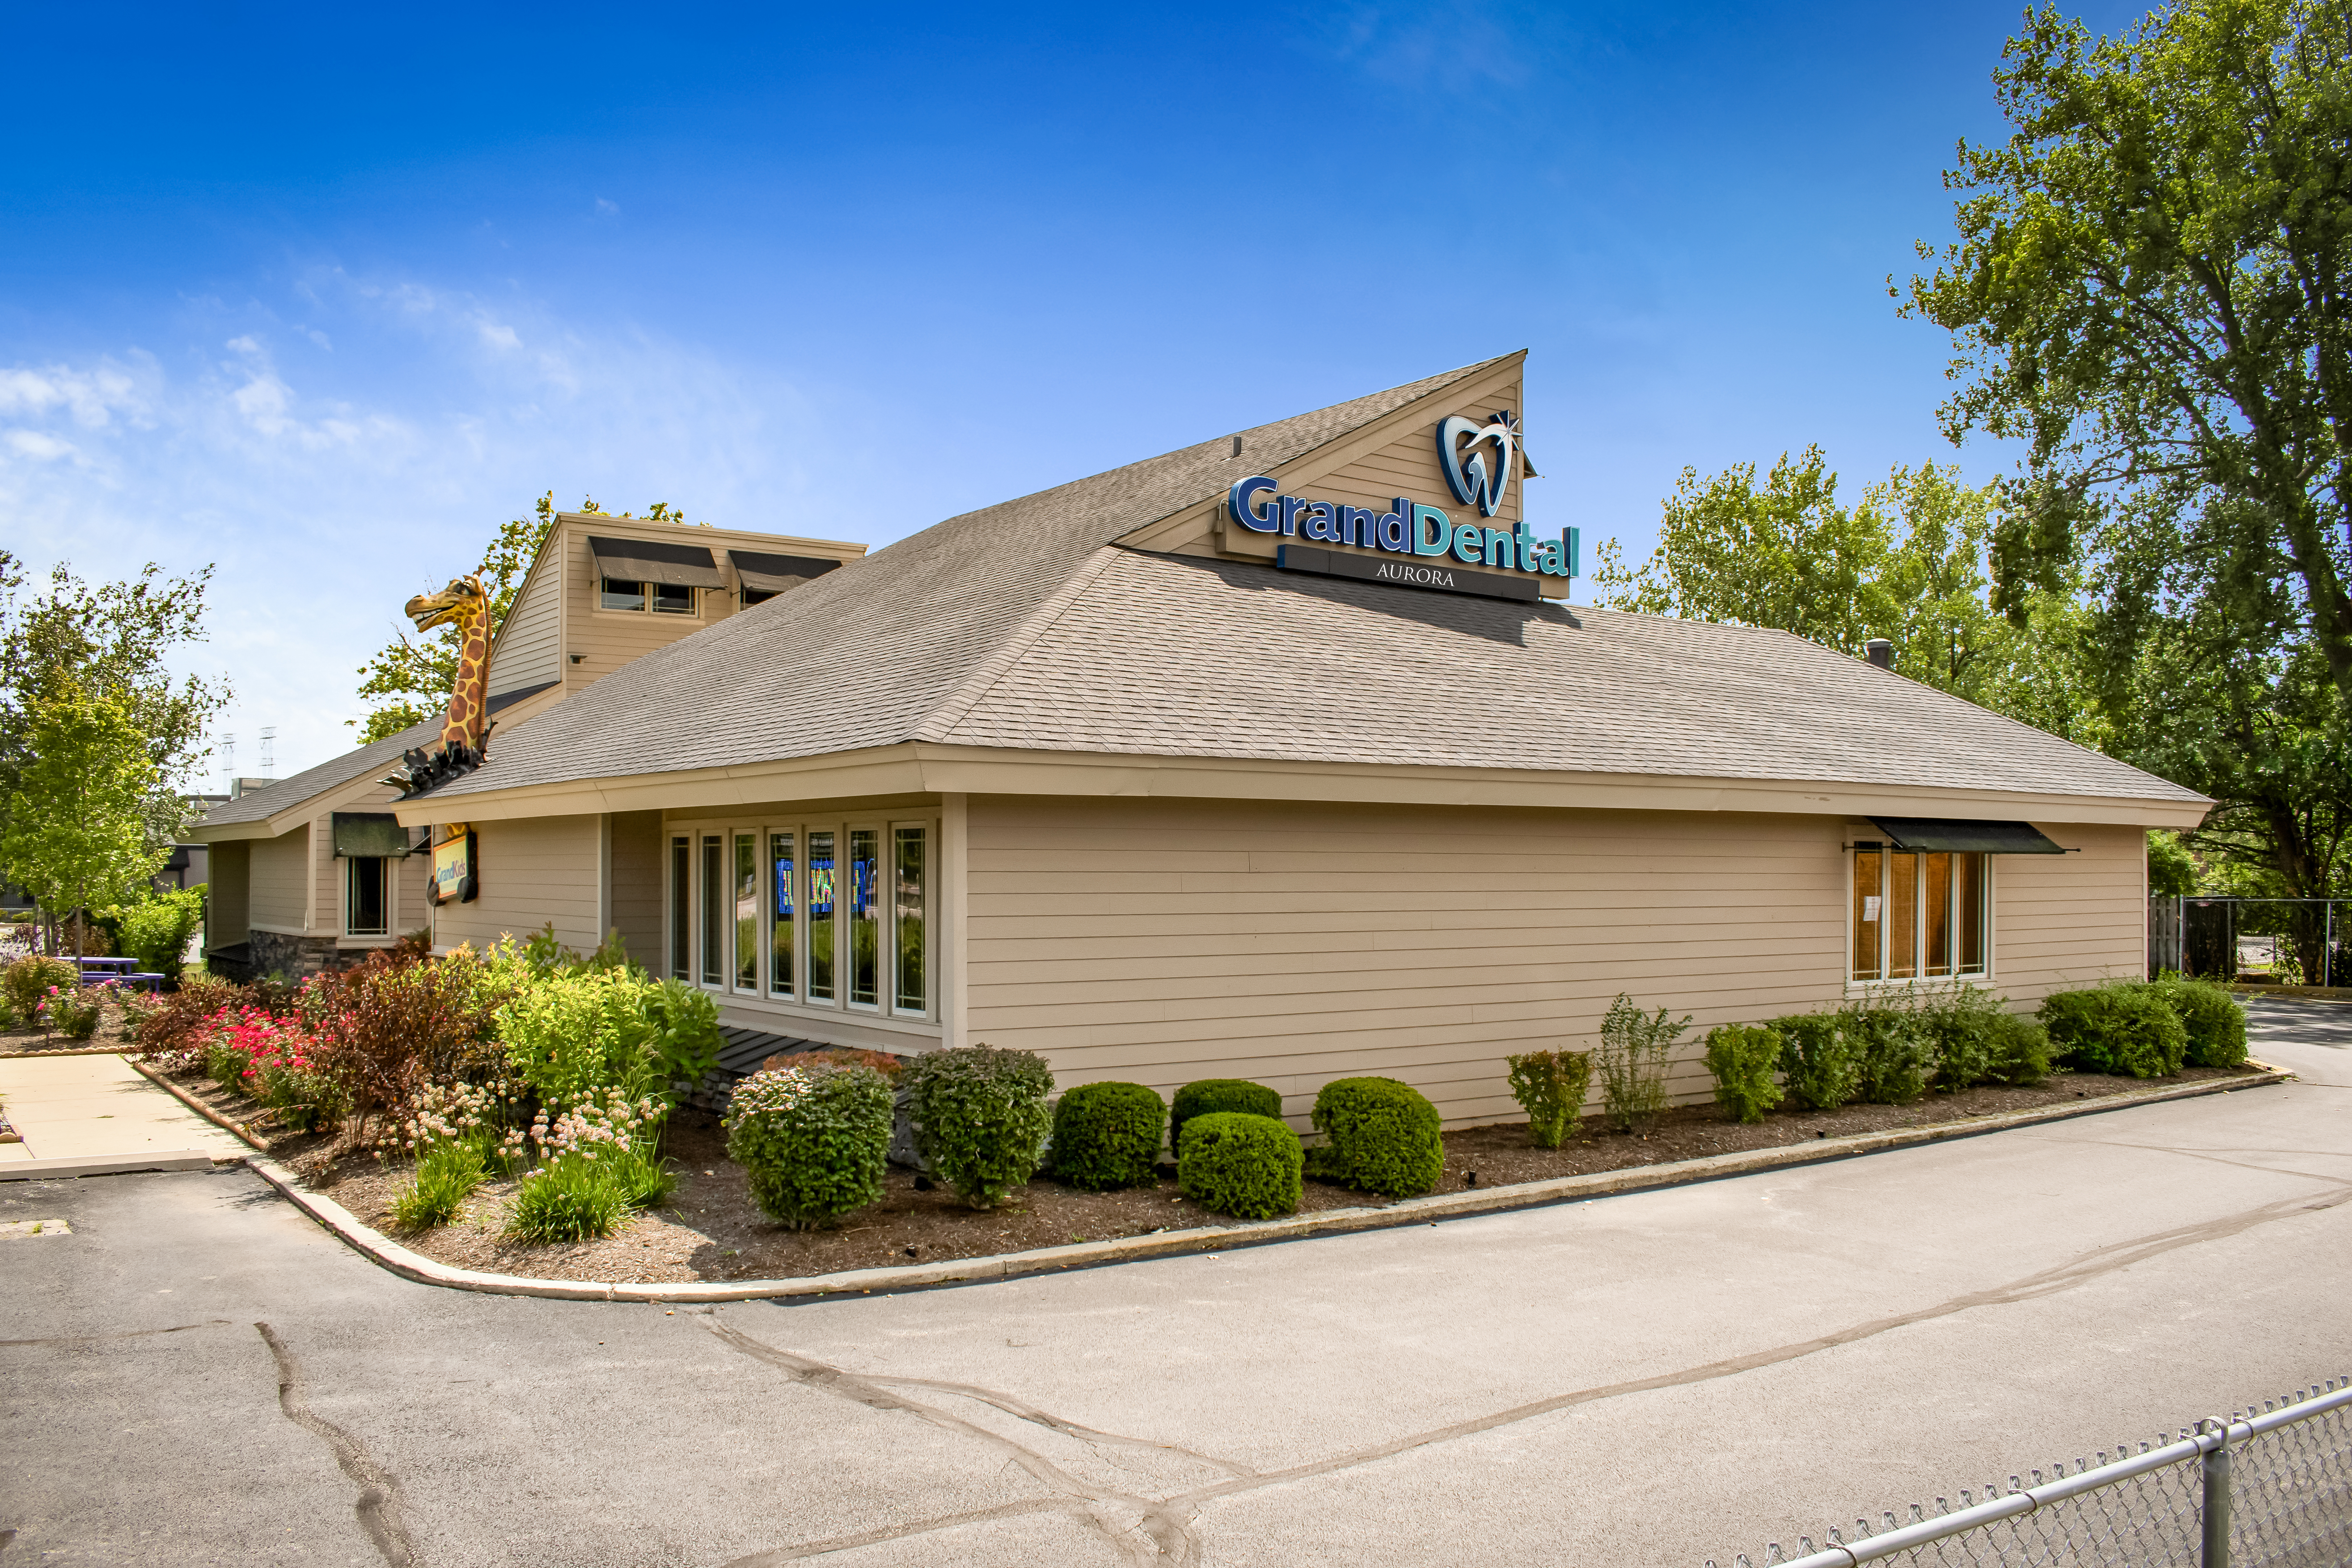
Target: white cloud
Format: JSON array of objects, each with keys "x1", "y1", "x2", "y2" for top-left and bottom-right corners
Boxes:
[
  {"x1": 475, "y1": 318, "x2": 521, "y2": 351},
  {"x1": 4, "y1": 429, "x2": 77, "y2": 461},
  {"x1": 0, "y1": 360, "x2": 152, "y2": 428},
  {"x1": 225, "y1": 334, "x2": 261, "y2": 354},
  {"x1": 595, "y1": 196, "x2": 620, "y2": 216}
]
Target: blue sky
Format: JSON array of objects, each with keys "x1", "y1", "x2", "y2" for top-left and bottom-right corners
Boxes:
[{"x1": 1, "y1": 2, "x2": 2143, "y2": 779}]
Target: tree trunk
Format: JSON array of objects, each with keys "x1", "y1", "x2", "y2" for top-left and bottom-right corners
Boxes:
[{"x1": 71, "y1": 880, "x2": 85, "y2": 963}]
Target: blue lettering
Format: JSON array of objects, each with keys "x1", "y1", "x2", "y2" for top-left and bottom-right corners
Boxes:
[
  {"x1": 1451, "y1": 522, "x2": 1483, "y2": 564},
  {"x1": 1413, "y1": 504, "x2": 1451, "y2": 557},
  {"x1": 1340, "y1": 505, "x2": 1376, "y2": 548},
  {"x1": 1378, "y1": 500, "x2": 1409, "y2": 552},
  {"x1": 1278, "y1": 494, "x2": 1307, "y2": 536},
  {"x1": 1302, "y1": 500, "x2": 1340, "y2": 542},
  {"x1": 1228, "y1": 476, "x2": 1278, "y2": 533},
  {"x1": 1482, "y1": 527, "x2": 1513, "y2": 568}
]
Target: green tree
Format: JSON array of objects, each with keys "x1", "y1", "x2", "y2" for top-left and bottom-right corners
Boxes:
[
  {"x1": 0, "y1": 554, "x2": 229, "y2": 848},
  {"x1": 1593, "y1": 452, "x2": 2103, "y2": 736},
  {"x1": 351, "y1": 494, "x2": 698, "y2": 743},
  {"x1": 0, "y1": 680, "x2": 168, "y2": 958},
  {"x1": 1904, "y1": 0, "x2": 2352, "y2": 709}
]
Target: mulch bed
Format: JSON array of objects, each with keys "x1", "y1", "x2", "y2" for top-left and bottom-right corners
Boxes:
[
  {"x1": 1, "y1": 1013, "x2": 136, "y2": 1054},
  {"x1": 141, "y1": 1059, "x2": 2273, "y2": 1287}
]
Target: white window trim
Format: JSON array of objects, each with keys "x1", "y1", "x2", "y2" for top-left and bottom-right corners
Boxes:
[
  {"x1": 1844, "y1": 844, "x2": 1996, "y2": 995},
  {"x1": 667, "y1": 816, "x2": 940, "y2": 1027}
]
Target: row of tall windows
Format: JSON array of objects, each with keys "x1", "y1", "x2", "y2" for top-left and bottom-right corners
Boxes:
[
  {"x1": 669, "y1": 822, "x2": 929, "y2": 1018},
  {"x1": 1852, "y1": 848, "x2": 1988, "y2": 984}
]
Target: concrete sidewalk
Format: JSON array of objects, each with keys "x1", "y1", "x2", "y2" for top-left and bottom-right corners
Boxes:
[{"x1": 0, "y1": 1053, "x2": 244, "y2": 1170}]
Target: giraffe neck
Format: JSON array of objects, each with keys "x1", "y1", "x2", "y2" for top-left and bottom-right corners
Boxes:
[{"x1": 440, "y1": 610, "x2": 491, "y2": 752}]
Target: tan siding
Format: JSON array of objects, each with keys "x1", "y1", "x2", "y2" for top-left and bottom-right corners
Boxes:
[
  {"x1": 964, "y1": 795, "x2": 1853, "y2": 1126},
  {"x1": 1989, "y1": 822, "x2": 2149, "y2": 1000},
  {"x1": 206, "y1": 841, "x2": 249, "y2": 951},
  {"x1": 395, "y1": 844, "x2": 432, "y2": 939},
  {"x1": 486, "y1": 557, "x2": 562, "y2": 697},
  {"x1": 432, "y1": 815, "x2": 603, "y2": 955},
  {"x1": 964, "y1": 798, "x2": 2158, "y2": 1126},
  {"x1": 609, "y1": 810, "x2": 665, "y2": 968},
  {"x1": 248, "y1": 827, "x2": 311, "y2": 932}
]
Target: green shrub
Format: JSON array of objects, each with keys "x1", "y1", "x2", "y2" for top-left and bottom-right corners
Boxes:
[
  {"x1": 1596, "y1": 993, "x2": 1688, "y2": 1132},
  {"x1": 1170, "y1": 1078, "x2": 1282, "y2": 1155},
  {"x1": 5, "y1": 956, "x2": 76, "y2": 1021},
  {"x1": 2042, "y1": 984, "x2": 2187, "y2": 1078},
  {"x1": 1308, "y1": 1077, "x2": 1443, "y2": 1198},
  {"x1": 644, "y1": 978, "x2": 726, "y2": 1098},
  {"x1": 1702, "y1": 1025, "x2": 1782, "y2": 1123},
  {"x1": 2152, "y1": 975, "x2": 2247, "y2": 1068},
  {"x1": 1773, "y1": 1012, "x2": 1863, "y2": 1110},
  {"x1": 496, "y1": 968, "x2": 662, "y2": 1108},
  {"x1": 256, "y1": 1060, "x2": 349, "y2": 1134},
  {"x1": 1177, "y1": 1112, "x2": 1303, "y2": 1219},
  {"x1": 507, "y1": 1153, "x2": 629, "y2": 1242},
  {"x1": 903, "y1": 1045, "x2": 1055, "y2": 1209},
  {"x1": 608, "y1": 1144, "x2": 678, "y2": 1210},
  {"x1": 114, "y1": 888, "x2": 206, "y2": 979},
  {"x1": 40, "y1": 986, "x2": 103, "y2": 1041},
  {"x1": 392, "y1": 1141, "x2": 486, "y2": 1230},
  {"x1": 1983, "y1": 1011, "x2": 2053, "y2": 1085},
  {"x1": 1050, "y1": 1082, "x2": 1167, "y2": 1191},
  {"x1": 1843, "y1": 1006, "x2": 1930, "y2": 1104},
  {"x1": 726, "y1": 1062, "x2": 894, "y2": 1229},
  {"x1": 1506, "y1": 1049, "x2": 1592, "y2": 1148}
]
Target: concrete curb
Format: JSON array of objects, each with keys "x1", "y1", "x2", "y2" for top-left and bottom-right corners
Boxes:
[
  {"x1": 0, "y1": 1045, "x2": 137, "y2": 1058},
  {"x1": 0, "y1": 1150, "x2": 217, "y2": 1181},
  {"x1": 228, "y1": 1066, "x2": 2288, "y2": 1305},
  {"x1": 124, "y1": 1056, "x2": 276, "y2": 1152}
]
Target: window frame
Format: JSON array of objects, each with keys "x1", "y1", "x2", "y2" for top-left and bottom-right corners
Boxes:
[
  {"x1": 1847, "y1": 842, "x2": 1994, "y2": 990},
  {"x1": 665, "y1": 815, "x2": 938, "y2": 1024},
  {"x1": 595, "y1": 577, "x2": 700, "y2": 618},
  {"x1": 343, "y1": 854, "x2": 391, "y2": 938}
]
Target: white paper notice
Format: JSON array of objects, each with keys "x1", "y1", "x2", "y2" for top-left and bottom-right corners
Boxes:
[{"x1": 1864, "y1": 896, "x2": 1881, "y2": 923}]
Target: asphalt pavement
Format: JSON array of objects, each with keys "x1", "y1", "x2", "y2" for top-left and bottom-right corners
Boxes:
[{"x1": 3, "y1": 999, "x2": 2347, "y2": 1568}]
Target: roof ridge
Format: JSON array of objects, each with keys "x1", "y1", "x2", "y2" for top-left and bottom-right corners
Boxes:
[{"x1": 912, "y1": 544, "x2": 1133, "y2": 744}]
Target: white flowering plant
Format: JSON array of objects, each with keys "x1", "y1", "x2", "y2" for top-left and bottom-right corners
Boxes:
[{"x1": 724, "y1": 1062, "x2": 894, "y2": 1230}]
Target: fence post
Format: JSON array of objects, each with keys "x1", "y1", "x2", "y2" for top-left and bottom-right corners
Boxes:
[{"x1": 2201, "y1": 1419, "x2": 2232, "y2": 1568}]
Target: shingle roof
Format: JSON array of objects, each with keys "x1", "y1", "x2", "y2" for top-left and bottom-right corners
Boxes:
[
  {"x1": 430, "y1": 358, "x2": 2201, "y2": 808},
  {"x1": 431, "y1": 356, "x2": 1510, "y2": 798}
]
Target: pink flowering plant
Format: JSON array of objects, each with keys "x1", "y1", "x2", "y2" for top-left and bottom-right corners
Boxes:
[{"x1": 35, "y1": 983, "x2": 105, "y2": 1042}]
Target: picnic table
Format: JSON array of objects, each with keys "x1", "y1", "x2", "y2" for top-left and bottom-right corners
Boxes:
[{"x1": 73, "y1": 957, "x2": 163, "y2": 992}]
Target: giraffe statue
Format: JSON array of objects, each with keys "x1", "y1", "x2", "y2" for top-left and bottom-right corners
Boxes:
[{"x1": 393, "y1": 575, "x2": 495, "y2": 796}]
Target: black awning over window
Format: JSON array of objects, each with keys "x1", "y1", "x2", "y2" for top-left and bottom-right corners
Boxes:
[
  {"x1": 1869, "y1": 817, "x2": 2065, "y2": 854},
  {"x1": 332, "y1": 812, "x2": 416, "y2": 858},
  {"x1": 587, "y1": 535, "x2": 728, "y2": 588},
  {"x1": 728, "y1": 549, "x2": 841, "y2": 595}
]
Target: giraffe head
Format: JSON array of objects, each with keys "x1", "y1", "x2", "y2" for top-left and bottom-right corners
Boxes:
[{"x1": 405, "y1": 576, "x2": 490, "y2": 634}]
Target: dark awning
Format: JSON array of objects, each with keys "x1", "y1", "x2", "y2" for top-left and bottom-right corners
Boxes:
[
  {"x1": 332, "y1": 812, "x2": 416, "y2": 858},
  {"x1": 728, "y1": 549, "x2": 841, "y2": 595},
  {"x1": 1869, "y1": 818, "x2": 2065, "y2": 854},
  {"x1": 586, "y1": 535, "x2": 727, "y2": 588}
]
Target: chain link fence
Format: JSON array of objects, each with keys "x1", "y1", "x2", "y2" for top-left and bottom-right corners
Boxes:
[{"x1": 1709, "y1": 1377, "x2": 2351, "y2": 1568}]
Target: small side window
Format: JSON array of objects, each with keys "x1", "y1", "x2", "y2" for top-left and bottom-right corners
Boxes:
[
  {"x1": 601, "y1": 577, "x2": 647, "y2": 611},
  {"x1": 346, "y1": 857, "x2": 388, "y2": 936},
  {"x1": 652, "y1": 583, "x2": 695, "y2": 615}
]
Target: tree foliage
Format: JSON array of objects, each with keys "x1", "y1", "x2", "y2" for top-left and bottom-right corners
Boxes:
[
  {"x1": 1904, "y1": 0, "x2": 2352, "y2": 707},
  {"x1": 351, "y1": 494, "x2": 699, "y2": 743},
  {"x1": 0, "y1": 680, "x2": 167, "y2": 956},
  {"x1": 0, "y1": 553, "x2": 229, "y2": 846},
  {"x1": 1592, "y1": 452, "x2": 2104, "y2": 740}
]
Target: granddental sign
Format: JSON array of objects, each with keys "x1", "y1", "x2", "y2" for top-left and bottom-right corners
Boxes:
[{"x1": 1226, "y1": 408, "x2": 1578, "y2": 599}]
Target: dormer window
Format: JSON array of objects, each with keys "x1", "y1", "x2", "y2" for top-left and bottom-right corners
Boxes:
[{"x1": 601, "y1": 576, "x2": 695, "y2": 614}]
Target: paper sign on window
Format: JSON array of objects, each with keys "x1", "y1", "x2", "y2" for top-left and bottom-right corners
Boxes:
[{"x1": 1863, "y1": 895, "x2": 1881, "y2": 923}]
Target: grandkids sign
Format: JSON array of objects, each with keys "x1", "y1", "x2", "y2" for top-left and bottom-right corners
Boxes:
[{"x1": 1224, "y1": 408, "x2": 1578, "y2": 597}]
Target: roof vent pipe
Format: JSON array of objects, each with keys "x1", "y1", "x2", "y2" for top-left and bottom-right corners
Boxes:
[
  {"x1": 1864, "y1": 638, "x2": 1894, "y2": 669},
  {"x1": 1231, "y1": 435, "x2": 1242, "y2": 457}
]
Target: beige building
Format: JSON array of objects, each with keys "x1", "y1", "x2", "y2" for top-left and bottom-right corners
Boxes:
[
  {"x1": 191, "y1": 512, "x2": 865, "y2": 979},
  {"x1": 378, "y1": 353, "x2": 2206, "y2": 1123}
]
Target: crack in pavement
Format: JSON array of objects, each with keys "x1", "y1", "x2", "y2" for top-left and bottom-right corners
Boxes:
[
  {"x1": 710, "y1": 1179, "x2": 2352, "y2": 1561},
  {"x1": 706, "y1": 1316, "x2": 1198, "y2": 1566},
  {"x1": 0, "y1": 1320, "x2": 229, "y2": 1349},
  {"x1": 255, "y1": 1323, "x2": 414, "y2": 1568}
]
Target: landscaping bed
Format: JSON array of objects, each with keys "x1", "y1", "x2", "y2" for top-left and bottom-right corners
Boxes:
[{"x1": 179, "y1": 1059, "x2": 2270, "y2": 1287}]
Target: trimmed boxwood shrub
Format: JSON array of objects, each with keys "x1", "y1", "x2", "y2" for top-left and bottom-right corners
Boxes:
[
  {"x1": 1051, "y1": 1081, "x2": 1167, "y2": 1191},
  {"x1": 1177, "y1": 1112, "x2": 1302, "y2": 1219},
  {"x1": 1772, "y1": 1012, "x2": 1862, "y2": 1111},
  {"x1": 2041, "y1": 984, "x2": 2187, "y2": 1078},
  {"x1": 1702, "y1": 1024, "x2": 1782, "y2": 1123},
  {"x1": 1170, "y1": 1078, "x2": 1282, "y2": 1157},
  {"x1": 902, "y1": 1044, "x2": 1055, "y2": 1209},
  {"x1": 1309, "y1": 1076, "x2": 1443, "y2": 1199},
  {"x1": 726, "y1": 1061, "x2": 895, "y2": 1229},
  {"x1": 2152, "y1": 975, "x2": 2247, "y2": 1068}
]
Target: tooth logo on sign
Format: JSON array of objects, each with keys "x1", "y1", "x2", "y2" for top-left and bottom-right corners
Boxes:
[{"x1": 1437, "y1": 409, "x2": 1521, "y2": 518}]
